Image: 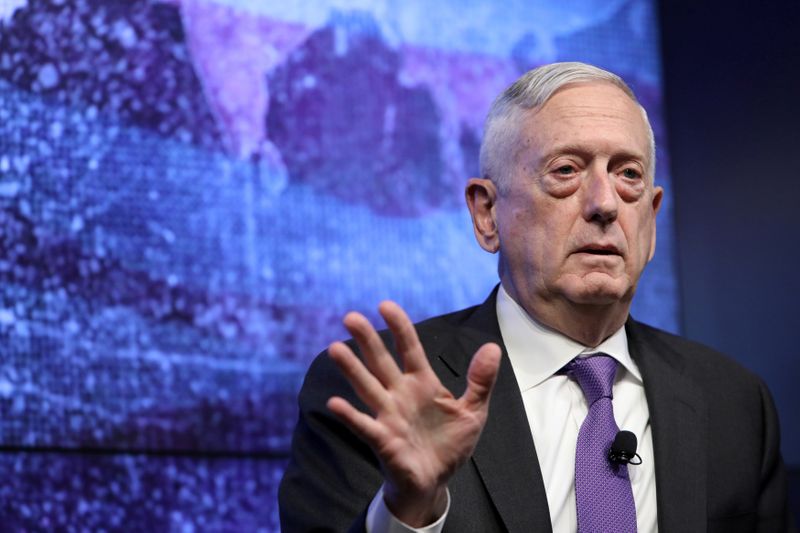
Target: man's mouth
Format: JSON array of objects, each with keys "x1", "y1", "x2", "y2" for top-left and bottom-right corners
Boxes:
[{"x1": 575, "y1": 245, "x2": 622, "y2": 256}]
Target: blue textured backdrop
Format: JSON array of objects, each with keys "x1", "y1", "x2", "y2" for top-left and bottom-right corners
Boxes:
[{"x1": 0, "y1": 0, "x2": 675, "y2": 528}]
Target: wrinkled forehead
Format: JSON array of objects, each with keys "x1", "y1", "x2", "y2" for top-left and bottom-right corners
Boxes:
[
  {"x1": 533, "y1": 81, "x2": 645, "y2": 126},
  {"x1": 518, "y1": 83, "x2": 653, "y2": 166}
]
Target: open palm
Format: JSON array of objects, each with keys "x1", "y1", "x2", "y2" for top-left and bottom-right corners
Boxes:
[{"x1": 327, "y1": 301, "x2": 502, "y2": 526}]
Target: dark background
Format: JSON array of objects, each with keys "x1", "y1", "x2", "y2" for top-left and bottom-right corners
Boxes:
[{"x1": 659, "y1": 0, "x2": 800, "y2": 522}]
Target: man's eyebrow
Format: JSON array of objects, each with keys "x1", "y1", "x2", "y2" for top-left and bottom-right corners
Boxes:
[
  {"x1": 539, "y1": 144, "x2": 592, "y2": 162},
  {"x1": 539, "y1": 144, "x2": 648, "y2": 165}
]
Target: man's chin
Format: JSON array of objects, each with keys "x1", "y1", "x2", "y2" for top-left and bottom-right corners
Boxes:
[{"x1": 558, "y1": 276, "x2": 632, "y2": 305}]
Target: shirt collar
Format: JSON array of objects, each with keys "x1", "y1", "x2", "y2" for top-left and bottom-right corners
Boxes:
[{"x1": 495, "y1": 284, "x2": 642, "y2": 392}]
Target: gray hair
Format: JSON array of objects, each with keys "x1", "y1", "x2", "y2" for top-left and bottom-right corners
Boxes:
[{"x1": 478, "y1": 62, "x2": 656, "y2": 188}]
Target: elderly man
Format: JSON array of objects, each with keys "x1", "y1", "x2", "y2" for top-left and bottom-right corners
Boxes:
[{"x1": 279, "y1": 62, "x2": 792, "y2": 532}]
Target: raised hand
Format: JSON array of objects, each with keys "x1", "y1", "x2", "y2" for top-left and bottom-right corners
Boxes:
[{"x1": 326, "y1": 301, "x2": 502, "y2": 527}]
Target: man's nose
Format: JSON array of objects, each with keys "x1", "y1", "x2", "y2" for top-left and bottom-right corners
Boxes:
[{"x1": 582, "y1": 166, "x2": 618, "y2": 224}]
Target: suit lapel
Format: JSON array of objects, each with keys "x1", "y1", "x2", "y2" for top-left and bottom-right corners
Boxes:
[
  {"x1": 433, "y1": 298, "x2": 709, "y2": 530},
  {"x1": 437, "y1": 291, "x2": 552, "y2": 533},
  {"x1": 627, "y1": 319, "x2": 708, "y2": 531}
]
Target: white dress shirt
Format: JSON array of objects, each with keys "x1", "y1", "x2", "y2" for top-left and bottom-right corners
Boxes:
[{"x1": 367, "y1": 285, "x2": 658, "y2": 532}]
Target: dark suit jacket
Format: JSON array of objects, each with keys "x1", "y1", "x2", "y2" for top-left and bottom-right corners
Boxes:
[{"x1": 279, "y1": 290, "x2": 794, "y2": 532}]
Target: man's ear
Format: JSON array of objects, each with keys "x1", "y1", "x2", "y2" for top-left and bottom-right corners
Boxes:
[
  {"x1": 647, "y1": 185, "x2": 664, "y2": 261},
  {"x1": 465, "y1": 178, "x2": 500, "y2": 253}
]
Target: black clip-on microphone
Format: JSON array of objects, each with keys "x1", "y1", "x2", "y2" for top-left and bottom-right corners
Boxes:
[{"x1": 608, "y1": 430, "x2": 642, "y2": 466}]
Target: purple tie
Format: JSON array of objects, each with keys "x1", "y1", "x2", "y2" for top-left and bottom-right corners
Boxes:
[{"x1": 565, "y1": 354, "x2": 637, "y2": 533}]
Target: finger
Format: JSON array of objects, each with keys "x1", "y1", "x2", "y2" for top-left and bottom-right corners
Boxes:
[
  {"x1": 378, "y1": 301, "x2": 429, "y2": 374},
  {"x1": 327, "y1": 396, "x2": 387, "y2": 446},
  {"x1": 328, "y1": 341, "x2": 389, "y2": 412},
  {"x1": 461, "y1": 342, "x2": 502, "y2": 411},
  {"x1": 343, "y1": 311, "x2": 403, "y2": 386}
]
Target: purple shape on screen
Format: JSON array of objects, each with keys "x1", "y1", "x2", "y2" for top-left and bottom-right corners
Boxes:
[{"x1": 266, "y1": 11, "x2": 455, "y2": 216}]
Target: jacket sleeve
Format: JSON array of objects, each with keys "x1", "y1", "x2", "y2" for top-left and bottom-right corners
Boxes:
[
  {"x1": 756, "y1": 378, "x2": 796, "y2": 532},
  {"x1": 278, "y1": 349, "x2": 381, "y2": 533}
]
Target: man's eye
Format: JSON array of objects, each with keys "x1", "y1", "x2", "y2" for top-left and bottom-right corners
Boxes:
[
  {"x1": 621, "y1": 168, "x2": 641, "y2": 180},
  {"x1": 556, "y1": 165, "x2": 575, "y2": 175}
]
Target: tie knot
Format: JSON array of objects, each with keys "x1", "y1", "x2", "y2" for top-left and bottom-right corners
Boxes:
[{"x1": 565, "y1": 354, "x2": 618, "y2": 405}]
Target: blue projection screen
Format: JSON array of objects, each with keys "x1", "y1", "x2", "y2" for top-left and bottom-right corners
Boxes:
[{"x1": 0, "y1": 0, "x2": 676, "y2": 529}]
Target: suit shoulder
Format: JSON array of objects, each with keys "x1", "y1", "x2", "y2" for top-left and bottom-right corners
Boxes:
[
  {"x1": 629, "y1": 319, "x2": 767, "y2": 390},
  {"x1": 412, "y1": 303, "x2": 484, "y2": 336},
  {"x1": 303, "y1": 302, "x2": 484, "y2": 382}
]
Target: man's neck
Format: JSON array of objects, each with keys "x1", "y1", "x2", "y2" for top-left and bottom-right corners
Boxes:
[{"x1": 500, "y1": 283, "x2": 631, "y2": 348}]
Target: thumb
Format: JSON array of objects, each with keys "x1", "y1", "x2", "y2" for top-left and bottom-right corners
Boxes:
[{"x1": 462, "y1": 342, "x2": 502, "y2": 410}]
